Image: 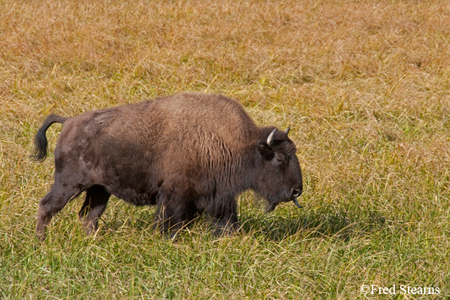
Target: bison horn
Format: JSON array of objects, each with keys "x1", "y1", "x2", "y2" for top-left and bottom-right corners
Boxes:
[
  {"x1": 285, "y1": 127, "x2": 290, "y2": 135},
  {"x1": 293, "y1": 198, "x2": 303, "y2": 208},
  {"x1": 267, "y1": 129, "x2": 277, "y2": 146}
]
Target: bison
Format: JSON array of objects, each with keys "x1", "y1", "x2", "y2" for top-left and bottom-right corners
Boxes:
[{"x1": 32, "y1": 92, "x2": 303, "y2": 240}]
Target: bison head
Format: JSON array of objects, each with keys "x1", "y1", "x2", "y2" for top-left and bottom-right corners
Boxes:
[{"x1": 253, "y1": 127, "x2": 303, "y2": 212}]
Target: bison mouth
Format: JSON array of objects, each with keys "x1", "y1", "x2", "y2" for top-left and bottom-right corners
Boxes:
[
  {"x1": 265, "y1": 196, "x2": 303, "y2": 213},
  {"x1": 293, "y1": 197, "x2": 303, "y2": 208}
]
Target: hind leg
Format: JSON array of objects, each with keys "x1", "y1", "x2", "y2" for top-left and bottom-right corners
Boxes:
[
  {"x1": 78, "y1": 185, "x2": 110, "y2": 235},
  {"x1": 36, "y1": 183, "x2": 81, "y2": 241}
]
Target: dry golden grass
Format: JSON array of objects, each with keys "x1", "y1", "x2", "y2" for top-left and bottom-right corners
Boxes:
[{"x1": 1, "y1": 0, "x2": 450, "y2": 298}]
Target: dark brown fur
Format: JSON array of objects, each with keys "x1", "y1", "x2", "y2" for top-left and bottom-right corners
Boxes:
[{"x1": 32, "y1": 92, "x2": 303, "y2": 240}]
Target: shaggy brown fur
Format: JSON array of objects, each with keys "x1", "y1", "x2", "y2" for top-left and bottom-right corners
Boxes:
[{"x1": 32, "y1": 93, "x2": 303, "y2": 240}]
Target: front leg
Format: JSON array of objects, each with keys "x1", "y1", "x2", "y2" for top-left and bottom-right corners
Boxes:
[
  {"x1": 153, "y1": 192, "x2": 196, "y2": 237},
  {"x1": 206, "y1": 197, "x2": 240, "y2": 235},
  {"x1": 153, "y1": 202, "x2": 180, "y2": 233}
]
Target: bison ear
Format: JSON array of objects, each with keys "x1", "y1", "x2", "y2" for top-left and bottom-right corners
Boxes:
[{"x1": 257, "y1": 140, "x2": 274, "y2": 160}]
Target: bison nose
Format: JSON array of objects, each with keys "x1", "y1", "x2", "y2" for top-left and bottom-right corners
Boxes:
[{"x1": 292, "y1": 188, "x2": 302, "y2": 198}]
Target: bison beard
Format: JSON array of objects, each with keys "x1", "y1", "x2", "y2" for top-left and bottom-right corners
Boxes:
[{"x1": 32, "y1": 92, "x2": 303, "y2": 240}]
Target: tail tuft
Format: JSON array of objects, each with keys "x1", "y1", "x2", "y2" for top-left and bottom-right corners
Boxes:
[{"x1": 31, "y1": 114, "x2": 68, "y2": 162}]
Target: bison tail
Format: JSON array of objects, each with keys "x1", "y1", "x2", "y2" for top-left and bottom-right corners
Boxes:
[{"x1": 31, "y1": 114, "x2": 68, "y2": 162}]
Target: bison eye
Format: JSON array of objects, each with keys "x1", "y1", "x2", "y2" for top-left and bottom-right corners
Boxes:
[{"x1": 274, "y1": 154, "x2": 285, "y2": 165}]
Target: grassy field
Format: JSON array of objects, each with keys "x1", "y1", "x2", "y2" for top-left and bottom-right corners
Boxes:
[{"x1": 1, "y1": 0, "x2": 449, "y2": 298}]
